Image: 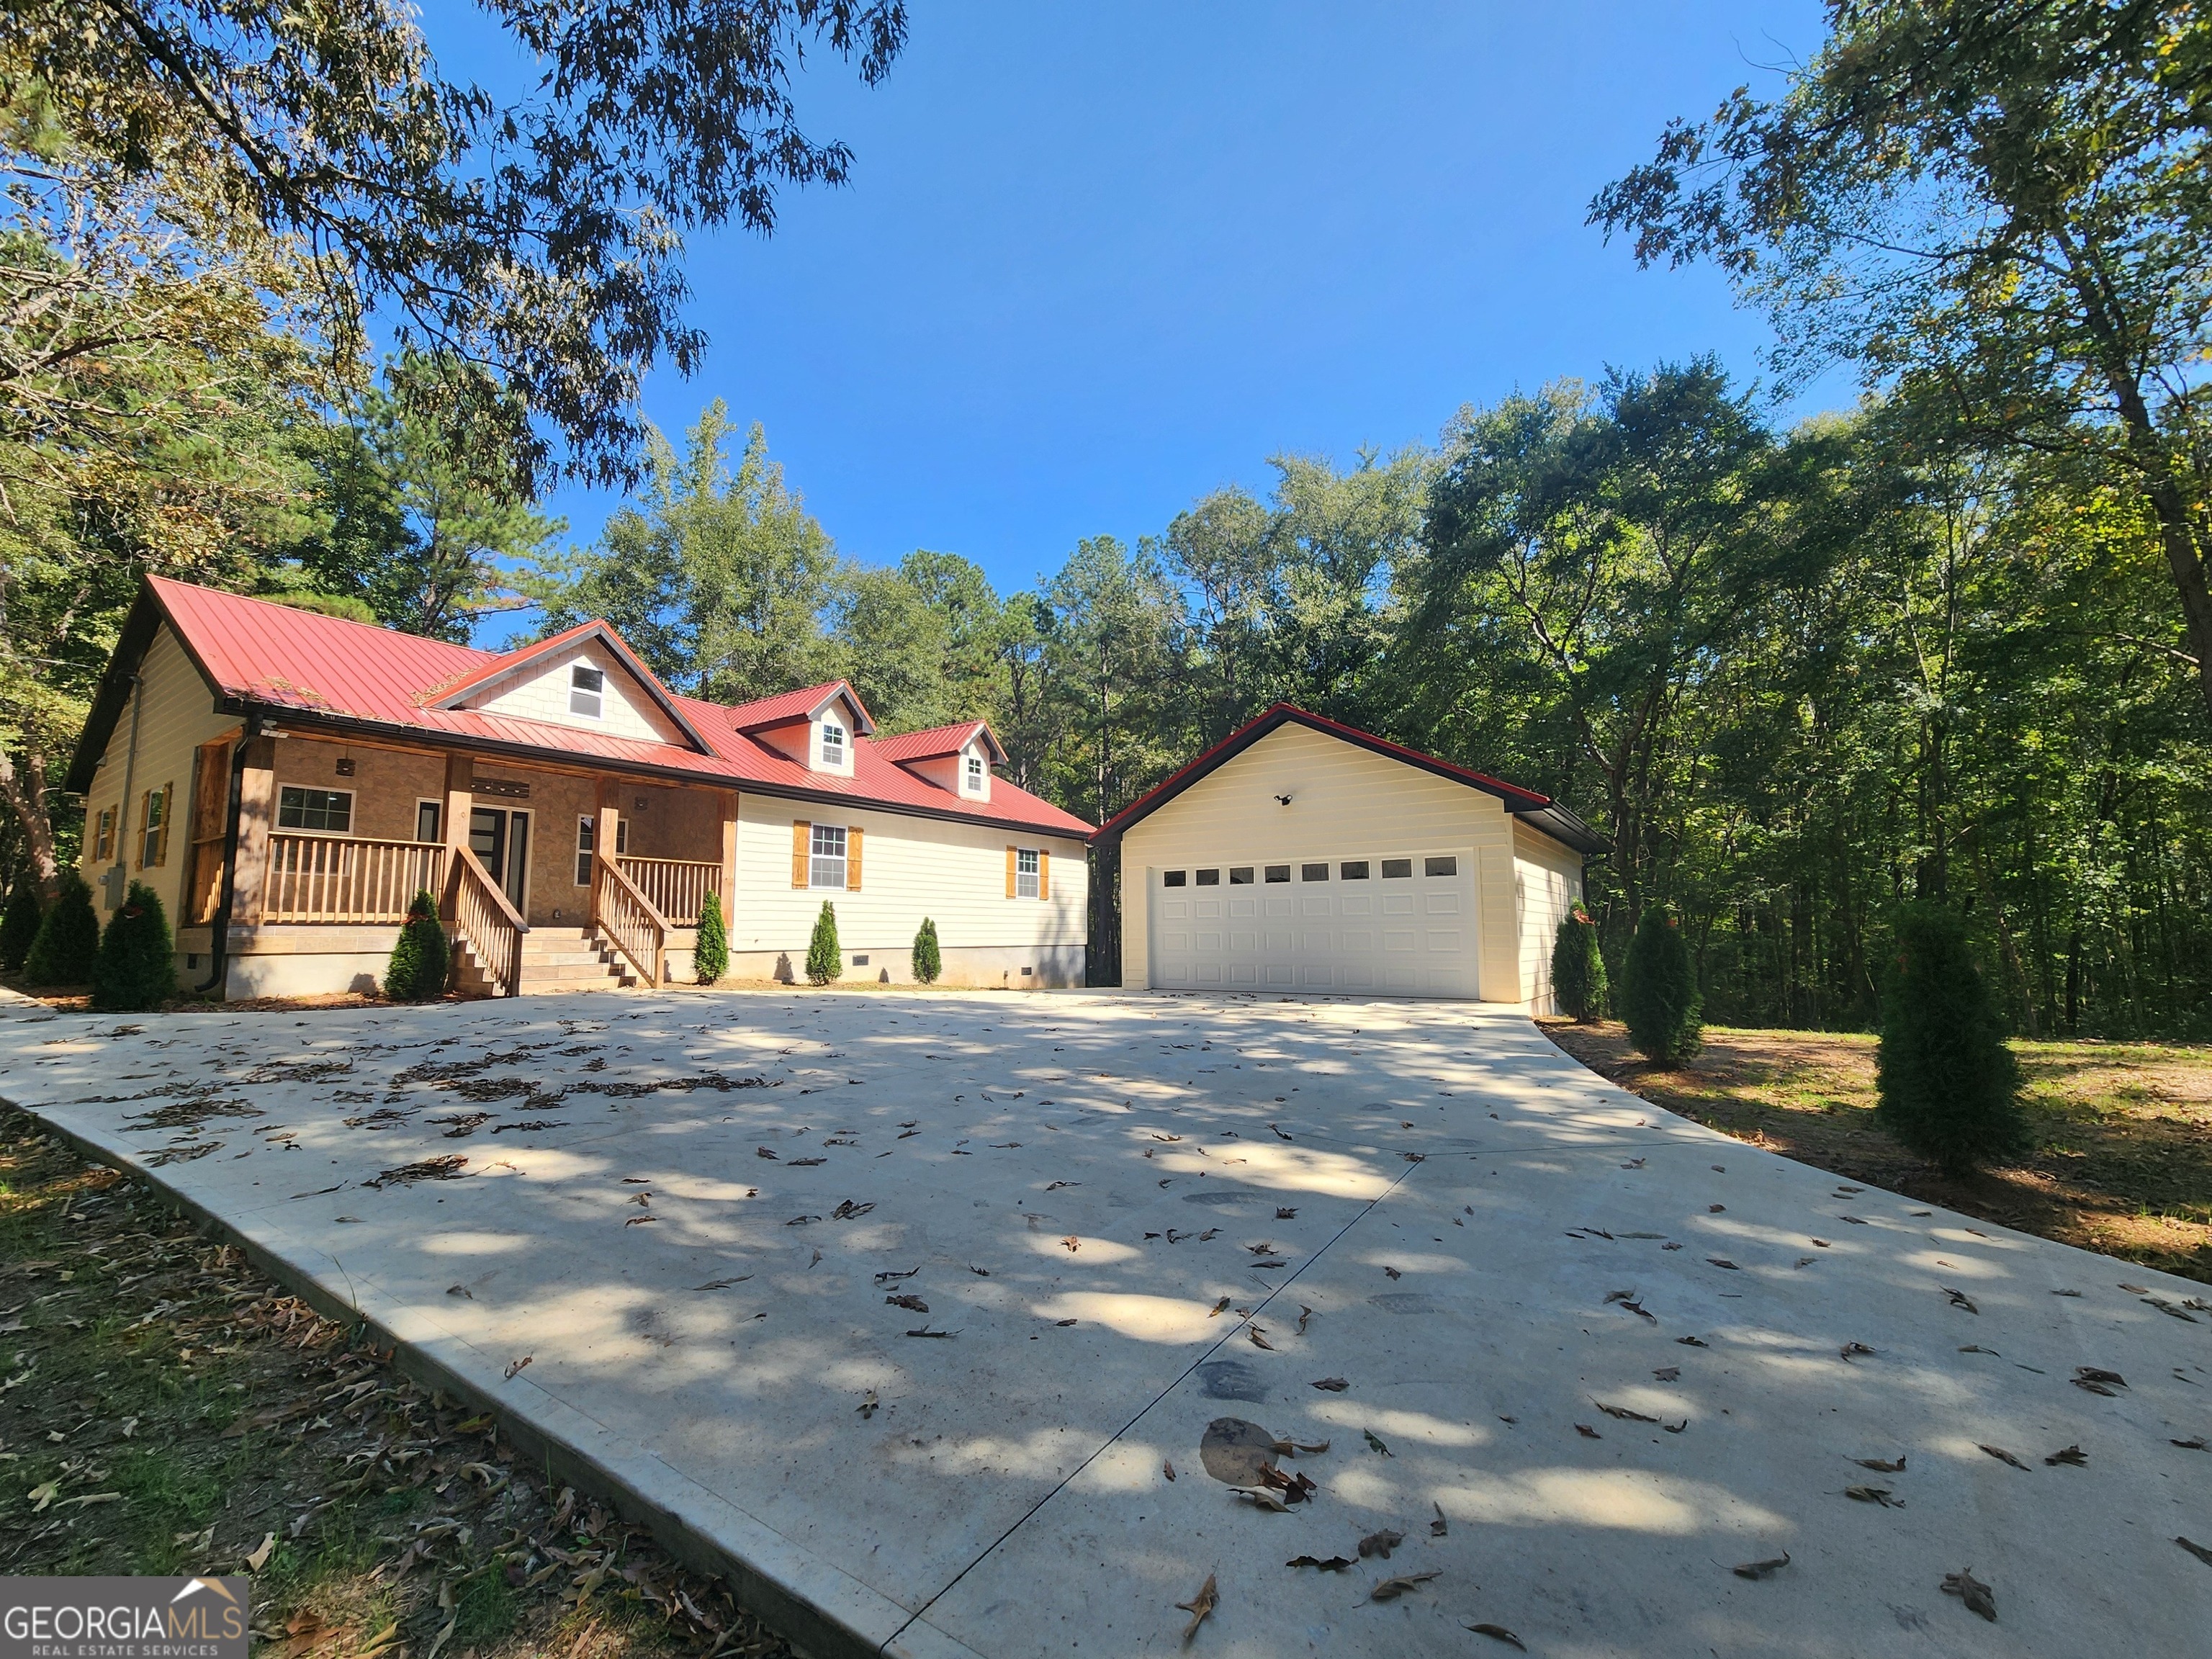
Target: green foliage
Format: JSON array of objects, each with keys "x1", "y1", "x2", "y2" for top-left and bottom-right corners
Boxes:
[
  {"x1": 381, "y1": 891, "x2": 449, "y2": 1002},
  {"x1": 1620, "y1": 907, "x2": 1702, "y2": 1065},
  {"x1": 804, "y1": 902, "x2": 841, "y2": 986},
  {"x1": 90, "y1": 881, "x2": 175, "y2": 1011},
  {"x1": 1550, "y1": 907, "x2": 1607, "y2": 1022},
  {"x1": 1876, "y1": 904, "x2": 2029, "y2": 1176},
  {"x1": 22, "y1": 870, "x2": 98, "y2": 986},
  {"x1": 694, "y1": 889, "x2": 728, "y2": 985},
  {"x1": 0, "y1": 879, "x2": 41, "y2": 973},
  {"x1": 911, "y1": 917, "x2": 941, "y2": 985}
]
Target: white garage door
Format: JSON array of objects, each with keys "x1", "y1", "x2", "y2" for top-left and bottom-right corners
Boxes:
[{"x1": 1148, "y1": 852, "x2": 1479, "y2": 998}]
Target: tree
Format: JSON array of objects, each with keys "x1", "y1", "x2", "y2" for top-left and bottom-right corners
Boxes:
[
  {"x1": 695, "y1": 890, "x2": 729, "y2": 986},
  {"x1": 1876, "y1": 902, "x2": 2028, "y2": 1174},
  {"x1": 805, "y1": 901, "x2": 842, "y2": 986},
  {"x1": 1620, "y1": 907, "x2": 1702, "y2": 1064},
  {"x1": 1592, "y1": 0, "x2": 2212, "y2": 727},
  {"x1": 0, "y1": 878, "x2": 40, "y2": 973},
  {"x1": 21, "y1": 868, "x2": 96, "y2": 985},
  {"x1": 911, "y1": 917, "x2": 941, "y2": 984},
  {"x1": 89, "y1": 880, "x2": 174, "y2": 1010},
  {"x1": 1550, "y1": 907, "x2": 1607, "y2": 1022},
  {"x1": 382, "y1": 891, "x2": 449, "y2": 1002}
]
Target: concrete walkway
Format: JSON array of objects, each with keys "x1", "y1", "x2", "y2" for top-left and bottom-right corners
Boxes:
[{"x1": 2, "y1": 989, "x2": 2207, "y2": 1657}]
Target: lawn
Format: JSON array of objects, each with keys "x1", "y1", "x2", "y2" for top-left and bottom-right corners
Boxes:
[{"x1": 1542, "y1": 1020, "x2": 2212, "y2": 1287}]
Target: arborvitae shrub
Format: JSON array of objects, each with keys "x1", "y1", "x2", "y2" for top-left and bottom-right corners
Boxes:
[
  {"x1": 1550, "y1": 906, "x2": 1606, "y2": 1022},
  {"x1": 23, "y1": 870, "x2": 99, "y2": 986},
  {"x1": 1621, "y1": 905, "x2": 1702, "y2": 1064},
  {"x1": 90, "y1": 881, "x2": 175, "y2": 1011},
  {"x1": 695, "y1": 889, "x2": 729, "y2": 984},
  {"x1": 912, "y1": 917, "x2": 941, "y2": 985},
  {"x1": 1876, "y1": 902, "x2": 2028, "y2": 1175},
  {"x1": 0, "y1": 878, "x2": 42, "y2": 973},
  {"x1": 805, "y1": 901, "x2": 841, "y2": 986},
  {"x1": 382, "y1": 890, "x2": 449, "y2": 1002}
]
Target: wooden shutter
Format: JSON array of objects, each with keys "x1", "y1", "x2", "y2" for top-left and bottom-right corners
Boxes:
[
  {"x1": 1038, "y1": 848, "x2": 1049, "y2": 900},
  {"x1": 846, "y1": 826, "x2": 863, "y2": 890},
  {"x1": 153, "y1": 783, "x2": 173, "y2": 866},
  {"x1": 1005, "y1": 845, "x2": 1017, "y2": 898},
  {"x1": 791, "y1": 821, "x2": 810, "y2": 888},
  {"x1": 186, "y1": 739, "x2": 233, "y2": 922}
]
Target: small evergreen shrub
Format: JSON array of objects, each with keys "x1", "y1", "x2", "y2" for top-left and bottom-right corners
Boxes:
[
  {"x1": 1876, "y1": 902, "x2": 2028, "y2": 1175},
  {"x1": 23, "y1": 870, "x2": 99, "y2": 986},
  {"x1": 1620, "y1": 905, "x2": 1701, "y2": 1065},
  {"x1": 695, "y1": 889, "x2": 729, "y2": 985},
  {"x1": 382, "y1": 890, "x2": 449, "y2": 1002},
  {"x1": 0, "y1": 878, "x2": 42, "y2": 973},
  {"x1": 912, "y1": 917, "x2": 942, "y2": 985},
  {"x1": 1550, "y1": 905, "x2": 1606, "y2": 1022},
  {"x1": 90, "y1": 881, "x2": 175, "y2": 1011},
  {"x1": 805, "y1": 901, "x2": 842, "y2": 986}
]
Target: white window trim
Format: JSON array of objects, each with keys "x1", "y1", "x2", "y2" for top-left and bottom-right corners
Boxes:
[
  {"x1": 810, "y1": 822, "x2": 848, "y2": 889},
  {"x1": 819, "y1": 718, "x2": 848, "y2": 769},
  {"x1": 570, "y1": 663, "x2": 605, "y2": 719},
  {"x1": 1015, "y1": 846, "x2": 1041, "y2": 900}
]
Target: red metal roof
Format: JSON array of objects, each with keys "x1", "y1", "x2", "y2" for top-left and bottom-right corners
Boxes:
[
  {"x1": 724, "y1": 680, "x2": 876, "y2": 734},
  {"x1": 872, "y1": 720, "x2": 1002, "y2": 763},
  {"x1": 135, "y1": 578, "x2": 1092, "y2": 839}
]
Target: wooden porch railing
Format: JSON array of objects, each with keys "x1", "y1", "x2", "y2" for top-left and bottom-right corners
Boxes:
[
  {"x1": 449, "y1": 845, "x2": 528, "y2": 997},
  {"x1": 593, "y1": 855, "x2": 668, "y2": 989},
  {"x1": 613, "y1": 855, "x2": 719, "y2": 926},
  {"x1": 264, "y1": 833, "x2": 445, "y2": 924}
]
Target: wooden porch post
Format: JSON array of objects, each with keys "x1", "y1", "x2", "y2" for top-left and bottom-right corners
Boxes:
[
  {"x1": 593, "y1": 776, "x2": 623, "y2": 921},
  {"x1": 718, "y1": 789, "x2": 739, "y2": 925},
  {"x1": 228, "y1": 734, "x2": 277, "y2": 927},
  {"x1": 440, "y1": 753, "x2": 473, "y2": 920}
]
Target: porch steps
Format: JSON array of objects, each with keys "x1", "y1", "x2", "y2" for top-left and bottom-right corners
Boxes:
[{"x1": 452, "y1": 926, "x2": 638, "y2": 997}]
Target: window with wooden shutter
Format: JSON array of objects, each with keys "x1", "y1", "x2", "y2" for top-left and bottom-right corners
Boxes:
[
  {"x1": 1038, "y1": 848, "x2": 1050, "y2": 900},
  {"x1": 1005, "y1": 845, "x2": 1017, "y2": 898},
  {"x1": 846, "y1": 826, "x2": 863, "y2": 890},
  {"x1": 791, "y1": 821, "x2": 810, "y2": 888},
  {"x1": 152, "y1": 783, "x2": 174, "y2": 866}
]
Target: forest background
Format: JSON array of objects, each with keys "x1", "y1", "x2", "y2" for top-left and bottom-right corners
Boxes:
[{"x1": 4, "y1": 1, "x2": 2208, "y2": 1036}]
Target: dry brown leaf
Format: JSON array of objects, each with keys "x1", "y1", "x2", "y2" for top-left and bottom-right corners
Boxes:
[
  {"x1": 1201, "y1": 1418, "x2": 1282, "y2": 1485},
  {"x1": 1357, "y1": 1529, "x2": 1404, "y2": 1560},
  {"x1": 245, "y1": 1531, "x2": 276, "y2": 1572},
  {"x1": 1176, "y1": 1572, "x2": 1218, "y2": 1644},
  {"x1": 1233, "y1": 1487, "x2": 1290, "y2": 1512},
  {"x1": 1163, "y1": 1460, "x2": 1175, "y2": 1481},
  {"x1": 1296, "y1": 1305, "x2": 1313, "y2": 1334},
  {"x1": 1845, "y1": 1485, "x2": 1899, "y2": 1506},
  {"x1": 1465, "y1": 1624, "x2": 1526, "y2": 1650},
  {"x1": 1941, "y1": 1568, "x2": 1996, "y2": 1621},
  {"x1": 1368, "y1": 1570, "x2": 1439, "y2": 1601},
  {"x1": 1854, "y1": 1455, "x2": 1906, "y2": 1473},
  {"x1": 1653, "y1": 1367, "x2": 1680, "y2": 1382},
  {"x1": 1732, "y1": 1551, "x2": 1790, "y2": 1579},
  {"x1": 1979, "y1": 1444, "x2": 2028, "y2": 1470},
  {"x1": 1574, "y1": 1424, "x2": 1601, "y2": 1439},
  {"x1": 2044, "y1": 1444, "x2": 2087, "y2": 1467},
  {"x1": 1310, "y1": 1377, "x2": 1349, "y2": 1392},
  {"x1": 886, "y1": 1294, "x2": 928, "y2": 1313},
  {"x1": 1286, "y1": 1554, "x2": 1354, "y2": 1572},
  {"x1": 1596, "y1": 1401, "x2": 1658, "y2": 1423},
  {"x1": 1943, "y1": 1287, "x2": 1979, "y2": 1314},
  {"x1": 1208, "y1": 1297, "x2": 1231, "y2": 1318},
  {"x1": 1430, "y1": 1502, "x2": 1447, "y2": 1537},
  {"x1": 1249, "y1": 1327, "x2": 1275, "y2": 1351},
  {"x1": 503, "y1": 1355, "x2": 532, "y2": 1380},
  {"x1": 1840, "y1": 1341, "x2": 1876, "y2": 1362}
]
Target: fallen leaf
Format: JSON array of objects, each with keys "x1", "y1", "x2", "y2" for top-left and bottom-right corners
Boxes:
[
  {"x1": 1200, "y1": 1417, "x2": 1283, "y2": 1486},
  {"x1": 1363, "y1": 1429, "x2": 1391, "y2": 1457},
  {"x1": 1979, "y1": 1444, "x2": 2028, "y2": 1470},
  {"x1": 1357, "y1": 1529, "x2": 1404, "y2": 1560},
  {"x1": 1653, "y1": 1367, "x2": 1680, "y2": 1382},
  {"x1": 886, "y1": 1294, "x2": 928, "y2": 1313},
  {"x1": 2044, "y1": 1444, "x2": 2087, "y2": 1467},
  {"x1": 1465, "y1": 1624, "x2": 1526, "y2": 1651},
  {"x1": 1297, "y1": 1305, "x2": 1313, "y2": 1334},
  {"x1": 624, "y1": 1215, "x2": 657, "y2": 1226},
  {"x1": 1676, "y1": 1335, "x2": 1707, "y2": 1346},
  {"x1": 1368, "y1": 1570, "x2": 1439, "y2": 1601},
  {"x1": 1248, "y1": 1327, "x2": 1275, "y2": 1350},
  {"x1": 1840, "y1": 1341, "x2": 1876, "y2": 1362},
  {"x1": 1575, "y1": 1424, "x2": 1601, "y2": 1439},
  {"x1": 2118, "y1": 1282, "x2": 2149, "y2": 1294},
  {"x1": 755, "y1": 1147, "x2": 778, "y2": 1159},
  {"x1": 1596, "y1": 1401, "x2": 1658, "y2": 1423},
  {"x1": 858, "y1": 1391, "x2": 878, "y2": 1419},
  {"x1": 1208, "y1": 1297, "x2": 1231, "y2": 1317},
  {"x1": 504, "y1": 1355, "x2": 532, "y2": 1380},
  {"x1": 1663, "y1": 1419, "x2": 1686, "y2": 1432},
  {"x1": 1944, "y1": 1287, "x2": 1979, "y2": 1314},
  {"x1": 1941, "y1": 1568, "x2": 1996, "y2": 1621},
  {"x1": 1732, "y1": 1550, "x2": 1791, "y2": 1580},
  {"x1": 1845, "y1": 1485, "x2": 1899, "y2": 1506},
  {"x1": 1811, "y1": 1238, "x2": 1830, "y2": 1248},
  {"x1": 27, "y1": 1478, "x2": 59, "y2": 1512},
  {"x1": 1164, "y1": 1460, "x2": 1176, "y2": 1481},
  {"x1": 1061, "y1": 1236, "x2": 1080, "y2": 1253},
  {"x1": 246, "y1": 1532, "x2": 277, "y2": 1571},
  {"x1": 904, "y1": 1326, "x2": 956, "y2": 1338},
  {"x1": 788, "y1": 1157, "x2": 827, "y2": 1167},
  {"x1": 1174, "y1": 1574, "x2": 1218, "y2": 1643},
  {"x1": 1286, "y1": 1554, "x2": 1354, "y2": 1572},
  {"x1": 2172, "y1": 1437, "x2": 2210, "y2": 1452},
  {"x1": 446, "y1": 1283, "x2": 473, "y2": 1299},
  {"x1": 1431, "y1": 1502, "x2": 1448, "y2": 1537},
  {"x1": 1311, "y1": 1377, "x2": 1349, "y2": 1392},
  {"x1": 1277, "y1": 1207, "x2": 1298, "y2": 1219},
  {"x1": 691, "y1": 1276, "x2": 752, "y2": 1290},
  {"x1": 1706, "y1": 1257, "x2": 1739, "y2": 1271},
  {"x1": 830, "y1": 1199, "x2": 874, "y2": 1219},
  {"x1": 1854, "y1": 1455, "x2": 1906, "y2": 1473},
  {"x1": 1708, "y1": 1203, "x2": 1725, "y2": 1213},
  {"x1": 2177, "y1": 1537, "x2": 2212, "y2": 1569},
  {"x1": 1233, "y1": 1486, "x2": 1291, "y2": 1512},
  {"x1": 1959, "y1": 1344, "x2": 1998, "y2": 1355},
  {"x1": 1382, "y1": 1266, "x2": 1402, "y2": 1280}
]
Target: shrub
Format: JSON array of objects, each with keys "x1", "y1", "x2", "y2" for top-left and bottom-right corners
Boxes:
[
  {"x1": 1876, "y1": 902, "x2": 2028, "y2": 1176},
  {"x1": 1620, "y1": 905, "x2": 1701, "y2": 1065},
  {"x1": 382, "y1": 890, "x2": 449, "y2": 1002},
  {"x1": 90, "y1": 881, "x2": 176, "y2": 1011},
  {"x1": 1550, "y1": 906, "x2": 1606, "y2": 1022},
  {"x1": 0, "y1": 878, "x2": 41, "y2": 973},
  {"x1": 695, "y1": 889, "x2": 728, "y2": 984},
  {"x1": 804, "y1": 901, "x2": 841, "y2": 986},
  {"x1": 912, "y1": 917, "x2": 941, "y2": 985},
  {"x1": 23, "y1": 870, "x2": 99, "y2": 986}
]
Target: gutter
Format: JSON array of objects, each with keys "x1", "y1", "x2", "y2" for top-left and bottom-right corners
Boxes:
[{"x1": 193, "y1": 714, "x2": 259, "y2": 998}]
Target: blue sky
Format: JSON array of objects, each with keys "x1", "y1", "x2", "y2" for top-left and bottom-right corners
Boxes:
[{"x1": 430, "y1": 2, "x2": 1836, "y2": 642}]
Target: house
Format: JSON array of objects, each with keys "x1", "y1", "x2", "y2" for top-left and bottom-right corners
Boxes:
[
  {"x1": 64, "y1": 578, "x2": 1094, "y2": 998},
  {"x1": 1098, "y1": 703, "x2": 1607, "y2": 1010}
]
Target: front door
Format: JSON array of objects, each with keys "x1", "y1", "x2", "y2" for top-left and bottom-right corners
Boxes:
[{"x1": 469, "y1": 806, "x2": 531, "y2": 913}]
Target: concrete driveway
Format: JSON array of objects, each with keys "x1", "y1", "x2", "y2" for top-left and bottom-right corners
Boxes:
[{"x1": 2, "y1": 989, "x2": 2207, "y2": 1658}]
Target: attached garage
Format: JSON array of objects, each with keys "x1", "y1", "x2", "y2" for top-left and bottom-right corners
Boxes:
[{"x1": 1103, "y1": 705, "x2": 1607, "y2": 1007}]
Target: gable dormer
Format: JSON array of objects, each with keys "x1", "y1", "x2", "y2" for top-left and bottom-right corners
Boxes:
[
  {"x1": 426, "y1": 621, "x2": 712, "y2": 752},
  {"x1": 874, "y1": 720, "x2": 1007, "y2": 801},
  {"x1": 731, "y1": 680, "x2": 875, "y2": 775}
]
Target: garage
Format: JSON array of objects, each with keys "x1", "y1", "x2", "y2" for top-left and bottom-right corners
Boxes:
[
  {"x1": 1148, "y1": 851, "x2": 1476, "y2": 995},
  {"x1": 1103, "y1": 703, "x2": 1608, "y2": 1007}
]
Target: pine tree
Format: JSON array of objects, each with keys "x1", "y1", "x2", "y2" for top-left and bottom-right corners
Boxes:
[
  {"x1": 912, "y1": 917, "x2": 941, "y2": 984},
  {"x1": 695, "y1": 889, "x2": 728, "y2": 984},
  {"x1": 1620, "y1": 905, "x2": 1702, "y2": 1065},
  {"x1": 1550, "y1": 906, "x2": 1606, "y2": 1022},
  {"x1": 804, "y1": 901, "x2": 841, "y2": 986},
  {"x1": 23, "y1": 871, "x2": 99, "y2": 986},
  {"x1": 91, "y1": 881, "x2": 176, "y2": 1011},
  {"x1": 1876, "y1": 903, "x2": 2028, "y2": 1176},
  {"x1": 0, "y1": 879, "x2": 42, "y2": 974},
  {"x1": 382, "y1": 890, "x2": 449, "y2": 1002}
]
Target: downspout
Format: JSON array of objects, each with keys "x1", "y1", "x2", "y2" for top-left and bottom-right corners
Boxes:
[
  {"x1": 110, "y1": 670, "x2": 145, "y2": 904},
  {"x1": 194, "y1": 712, "x2": 260, "y2": 998}
]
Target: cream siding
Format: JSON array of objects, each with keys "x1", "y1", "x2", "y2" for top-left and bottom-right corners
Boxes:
[
  {"x1": 1514, "y1": 818, "x2": 1588, "y2": 1013},
  {"x1": 1117, "y1": 722, "x2": 1521, "y2": 1001},
  {"x1": 466, "y1": 640, "x2": 688, "y2": 746}
]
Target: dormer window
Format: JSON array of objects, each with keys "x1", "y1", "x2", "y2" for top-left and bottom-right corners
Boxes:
[
  {"x1": 820, "y1": 719, "x2": 846, "y2": 767},
  {"x1": 966, "y1": 754, "x2": 984, "y2": 790},
  {"x1": 570, "y1": 665, "x2": 604, "y2": 719}
]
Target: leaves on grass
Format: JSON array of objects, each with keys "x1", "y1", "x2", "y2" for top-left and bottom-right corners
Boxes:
[
  {"x1": 1941, "y1": 1568, "x2": 1996, "y2": 1621},
  {"x1": 2044, "y1": 1444, "x2": 2087, "y2": 1467},
  {"x1": 1363, "y1": 1429, "x2": 1392, "y2": 1456},
  {"x1": 1845, "y1": 1485, "x2": 1899, "y2": 1506},
  {"x1": 1174, "y1": 1574, "x2": 1217, "y2": 1644},
  {"x1": 1979, "y1": 1444, "x2": 2028, "y2": 1470},
  {"x1": 886, "y1": 1294, "x2": 928, "y2": 1313},
  {"x1": 245, "y1": 1531, "x2": 277, "y2": 1571},
  {"x1": 1732, "y1": 1551, "x2": 1791, "y2": 1579},
  {"x1": 1854, "y1": 1455, "x2": 1906, "y2": 1473},
  {"x1": 1287, "y1": 1554, "x2": 1354, "y2": 1572},
  {"x1": 27, "y1": 1478, "x2": 59, "y2": 1512},
  {"x1": 1357, "y1": 1529, "x2": 1404, "y2": 1560},
  {"x1": 1465, "y1": 1625, "x2": 1526, "y2": 1650},
  {"x1": 1368, "y1": 1570, "x2": 1439, "y2": 1601}
]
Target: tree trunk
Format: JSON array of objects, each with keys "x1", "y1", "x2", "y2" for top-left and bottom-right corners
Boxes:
[{"x1": 0, "y1": 747, "x2": 60, "y2": 902}]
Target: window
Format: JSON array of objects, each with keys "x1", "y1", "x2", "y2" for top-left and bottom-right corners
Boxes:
[
  {"x1": 139, "y1": 785, "x2": 170, "y2": 867},
  {"x1": 575, "y1": 816, "x2": 595, "y2": 886},
  {"x1": 416, "y1": 801, "x2": 441, "y2": 844},
  {"x1": 278, "y1": 786, "x2": 351, "y2": 833},
  {"x1": 570, "y1": 665, "x2": 604, "y2": 719},
  {"x1": 1229, "y1": 866, "x2": 1254, "y2": 885},
  {"x1": 1195, "y1": 868, "x2": 1220, "y2": 886},
  {"x1": 1264, "y1": 865, "x2": 1290, "y2": 883},
  {"x1": 1300, "y1": 863, "x2": 1328, "y2": 882},
  {"x1": 1016, "y1": 847, "x2": 1041, "y2": 899},
  {"x1": 93, "y1": 807, "x2": 116, "y2": 862},
  {"x1": 1380, "y1": 858, "x2": 1413, "y2": 879},
  {"x1": 811, "y1": 823, "x2": 848, "y2": 888},
  {"x1": 966, "y1": 754, "x2": 984, "y2": 788},
  {"x1": 1163, "y1": 870, "x2": 1187, "y2": 888},
  {"x1": 1339, "y1": 860, "x2": 1370, "y2": 880},
  {"x1": 1424, "y1": 855, "x2": 1458, "y2": 877},
  {"x1": 820, "y1": 720, "x2": 846, "y2": 767}
]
